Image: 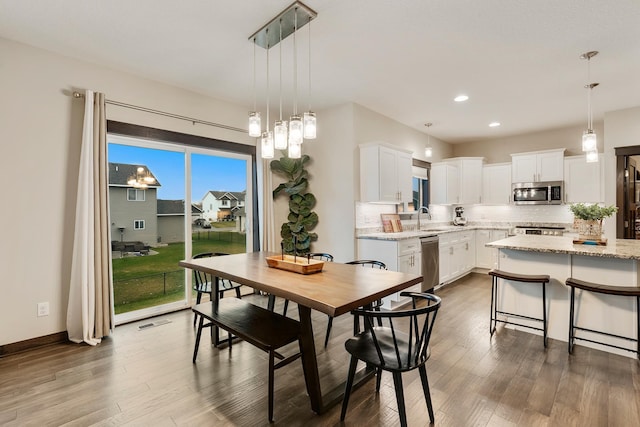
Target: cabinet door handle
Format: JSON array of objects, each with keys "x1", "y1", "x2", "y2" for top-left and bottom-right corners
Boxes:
[
  {"x1": 465, "y1": 242, "x2": 469, "y2": 250},
  {"x1": 449, "y1": 247, "x2": 453, "y2": 255}
]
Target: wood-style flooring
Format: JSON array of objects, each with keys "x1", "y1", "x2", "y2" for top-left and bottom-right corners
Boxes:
[{"x1": 1, "y1": 273, "x2": 639, "y2": 426}]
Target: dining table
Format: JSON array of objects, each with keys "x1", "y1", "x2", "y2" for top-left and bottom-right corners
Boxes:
[{"x1": 179, "y1": 251, "x2": 423, "y2": 414}]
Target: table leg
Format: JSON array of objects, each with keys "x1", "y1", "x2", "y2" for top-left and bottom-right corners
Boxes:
[{"x1": 297, "y1": 305, "x2": 323, "y2": 414}]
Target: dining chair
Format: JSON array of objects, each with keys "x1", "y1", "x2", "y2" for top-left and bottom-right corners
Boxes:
[
  {"x1": 340, "y1": 292, "x2": 442, "y2": 427},
  {"x1": 323, "y1": 259, "x2": 387, "y2": 347},
  {"x1": 192, "y1": 252, "x2": 242, "y2": 327}
]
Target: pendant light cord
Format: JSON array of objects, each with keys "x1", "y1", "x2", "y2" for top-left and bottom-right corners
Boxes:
[
  {"x1": 308, "y1": 17, "x2": 312, "y2": 111},
  {"x1": 293, "y1": 8, "x2": 298, "y2": 115},
  {"x1": 586, "y1": 57, "x2": 592, "y2": 130},
  {"x1": 279, "y1": 19, "x2": 283, "y2": 121},
  {"x1": 252, "y1": 39, "x2": 257, "y2": 112},
  {"x1": 266, "y1": 31, "x2": 270, "y2": 131}
]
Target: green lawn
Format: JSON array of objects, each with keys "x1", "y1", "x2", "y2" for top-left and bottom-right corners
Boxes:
[{"x1": 112, "y1": 231, "x2": 246, "y2": 314}]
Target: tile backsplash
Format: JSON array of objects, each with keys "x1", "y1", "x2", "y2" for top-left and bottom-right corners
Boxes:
[{"x1": 356, "y1": 202, "x2": 574, "y2": 231}]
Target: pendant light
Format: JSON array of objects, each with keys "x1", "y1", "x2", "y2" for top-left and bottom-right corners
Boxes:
[
  {"x1": 288, "y1": 8, "x2": 303, "y2": 146},
  {"x1": 261, "y1": 34, "x2": 274, "y2": 159},
  {"x1": 424, "y1": 123, "x2": 433, "y2": 158},
  {"x1": 248, "y1": 40, "x2": 261, "y2": 137},
  {"x1": 303, "y1": 16, "x2": 316, "y2": 139},
  {"x1": 580, "y1": 51, "x2": 599, "y2": 156},
  {"x1": 273, "y1": 19, "x2": 288, "y2": 150},
  {"x1": 248, "y1": 2, "x2": 317, "y2": 157}
]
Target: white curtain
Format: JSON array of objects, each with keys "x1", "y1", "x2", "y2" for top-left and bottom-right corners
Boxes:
[
  {"x1": 67, "y1": 90, "x2": 113, "y2": 345},
  {"x1": 258, "y1": 152, "x2": 277, "y2": 252}
]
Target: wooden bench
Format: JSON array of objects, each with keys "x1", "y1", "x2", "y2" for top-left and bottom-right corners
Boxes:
[
  {"x1": 192, "y1": 298, "x2": 302, "y2": 422},
  {"x1": 566, "y1": 277, "x2": 640, "y2": 359},
  {"x1": 489, "y1": 269, "x2": 550, "y2": 347}
]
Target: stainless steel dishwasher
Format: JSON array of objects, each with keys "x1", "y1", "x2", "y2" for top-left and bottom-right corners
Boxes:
[{"x1": 420, "y1": 235, "x2": 439, "y2": 292}]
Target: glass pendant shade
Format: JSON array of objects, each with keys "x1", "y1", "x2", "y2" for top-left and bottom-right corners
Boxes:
[
  {"x1": 288, "y1": 140, "x2": 302, "y2": 159},
  {"x1": 261, "y1": 131, "x2": 274, "y2": 159},
  {"x1": 274, "y1": 120, "x2": 288, "y2": 149},
  {"x1": 249, "y1": 112, "x2": 261, "y2": 137},
  {"x1": 289, "y1": 115, "x2": 303, "y2": 144},
  {"x1": 582, "y1": 130, "x2": 597, "y2": 152},
  {"x1": 586, "y1": 150, "x2": 599, "y2": 163},
  {"x1": 424, "y1": 146, "x2": 433, "y2": 158},
  {"x1": 303, "y1": 112, "x2": 316, "y2": 139}
]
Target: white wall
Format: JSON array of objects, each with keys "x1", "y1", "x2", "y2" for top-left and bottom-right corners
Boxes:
[
  {"x1": 453, "y1": 122, "x2": 604, "y2": 163},
  {"x1": 0, "y1": 37, "x2": 252, "y2": 345}
]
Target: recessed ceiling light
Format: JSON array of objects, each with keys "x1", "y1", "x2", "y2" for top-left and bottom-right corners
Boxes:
[
  {"x1": 489, "y1": 122, "x2": 501, "y2": 127},
  {"x1": 454, "y1": 95, "x2": 469, "y2": 102}
]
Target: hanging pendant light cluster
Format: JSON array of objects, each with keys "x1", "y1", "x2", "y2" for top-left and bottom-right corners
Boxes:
[
  {"x1": 247, "y1": 1, "x2": 317, "y2": 159},
  {"x1": 580, "y1": 51, "x2": 599, "y2": 163}
]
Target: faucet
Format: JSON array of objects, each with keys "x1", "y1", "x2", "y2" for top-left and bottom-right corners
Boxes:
[{"x1": 417, "y1": 206, "x2": 431, "y2": 230}]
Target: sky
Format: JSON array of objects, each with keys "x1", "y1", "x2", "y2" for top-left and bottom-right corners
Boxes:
[{"x1": 108, "y1": 144, "x2": 247, "y2": 201}]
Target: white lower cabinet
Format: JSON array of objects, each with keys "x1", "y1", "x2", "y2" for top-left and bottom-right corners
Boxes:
[
  {"x1": 475, "y1": 229, "x2": 508, "y2": 269},
  {"x1": 357, "y1": 238, "x2": 421, "y2": 308},
  {"x1": 438, "y1": 230, "x2": 475, "y2": 285}
]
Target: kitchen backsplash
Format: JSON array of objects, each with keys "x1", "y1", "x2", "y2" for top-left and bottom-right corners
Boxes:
[{"x1": 356, "y1": 202, "x2": 574, "y2": 232}]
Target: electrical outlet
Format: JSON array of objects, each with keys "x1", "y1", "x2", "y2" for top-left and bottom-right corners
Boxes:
[{"x1": 37, "y1": 302, "x2": 49, "y2": 317}]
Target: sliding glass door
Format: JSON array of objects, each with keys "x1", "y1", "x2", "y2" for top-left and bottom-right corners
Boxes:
[{"x1": 107, "y1": 134, "x2": 252, "y2": 324}]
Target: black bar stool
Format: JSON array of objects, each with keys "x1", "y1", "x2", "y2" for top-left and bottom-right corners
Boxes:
[
  {"x1": 489, "y1": 269, "x2": 550, "y2": 347},
  {"x1": 566, "y1": 277, "x2": 640, "y2": 359}
]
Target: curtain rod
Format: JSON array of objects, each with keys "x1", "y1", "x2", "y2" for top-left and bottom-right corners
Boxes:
[{"x1": 72, "y1": 91, "x2": 246, "y2": 134}]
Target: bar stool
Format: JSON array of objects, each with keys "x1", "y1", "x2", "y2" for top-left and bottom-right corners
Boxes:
[
  {"x1": 489, "y1": 269, "x2": 550, "y2": 347},
  {"x1": 566, "y1": 277, "x2": 640, "y2": 359}
]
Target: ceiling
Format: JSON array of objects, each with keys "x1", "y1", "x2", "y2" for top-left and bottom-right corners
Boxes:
[{"x1": 2, "y1": 0, "x2": 640, "y2": 143}]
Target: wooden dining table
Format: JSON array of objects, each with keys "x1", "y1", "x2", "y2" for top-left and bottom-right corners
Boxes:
[{"x1": 179, "y1": 251, "x2": 423, "y2": 414}]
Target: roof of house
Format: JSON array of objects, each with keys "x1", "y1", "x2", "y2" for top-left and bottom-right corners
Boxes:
[
  {"x1": 157, "y1": 200, "x2": 202, "y2": 216},
  {"x1": 109, "y1": 163, "x2": 161, "y2": 187},
  {"x1": 203, "y1": 190, "x2": 245, "y2": 202}
]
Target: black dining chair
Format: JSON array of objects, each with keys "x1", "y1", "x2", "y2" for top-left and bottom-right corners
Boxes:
[
  {"x1": 276, "y1": 252, "x2": 335, "y2": 317},
  {"x1": 340, "y1": 292, "x2": 442, "y2": 427},
  {"x1": 192, "y1": 252, "x2": 243, "y2": 327},
  {"x1": 323, "y1": 259, "x2": 387, "y2": 347}
]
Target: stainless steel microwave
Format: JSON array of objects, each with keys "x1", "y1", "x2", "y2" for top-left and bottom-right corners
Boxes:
[{"x1": 512, "y1": 181, "x2": 563, "y2": 205}]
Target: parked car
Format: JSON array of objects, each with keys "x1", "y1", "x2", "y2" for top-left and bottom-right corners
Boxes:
[{"x1": 193, "y1": 218, "x2": 211, "y2": 228}]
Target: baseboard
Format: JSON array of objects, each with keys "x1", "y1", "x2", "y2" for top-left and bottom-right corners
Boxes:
[{"x1": 0, "y1": 331, "x2": 68, "y2": 357}]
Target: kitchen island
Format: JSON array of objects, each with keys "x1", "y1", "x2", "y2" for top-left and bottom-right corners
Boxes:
[{"x1": 487, "y1": 235, "x2": 640, "y2": 358}]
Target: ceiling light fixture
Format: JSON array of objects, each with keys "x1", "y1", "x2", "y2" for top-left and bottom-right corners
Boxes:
[
  {"x1": 454, "y1": 95, "x2": 469, "y2": 102},
  {"x1": 580, "y1": 50, "x2": 599, "y2": 162},
  {"x1": 424, "y1": 123, "x2": 433, "y2": 158},
  {"x1": 303, "y1": 16, "x2": 316, "y2": 140},
  {"x1": 248, "y1": 41, "x2": 261, "y2": 137},
  {"x1": 127, "y1": 166, "x2": 156, "y2": 188},
  {"x1": 489, "y1": 122, "x2": 501, "y2": 128},
  {"x1": 260, "y1": 34, "x2": 274, "y2": 159},
  {"x1": 249, "y1": 1, "x2": 317, "y2": 159}
]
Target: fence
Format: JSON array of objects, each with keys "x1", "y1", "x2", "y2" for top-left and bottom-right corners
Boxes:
[
  {"x1": 192, "y1": 230, "x2": 246, "y2": 243},
  {"x1": 113, "y1": 270, "x2": 185, "y2": 314}
]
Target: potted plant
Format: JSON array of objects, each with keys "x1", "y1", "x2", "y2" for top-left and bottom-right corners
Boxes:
[
  {"x1": 569, "y1": 203, "x2": 618, "y2": 241},
  {"x1": 270, "y1": 154, "x2": 318, "y2": 254}
]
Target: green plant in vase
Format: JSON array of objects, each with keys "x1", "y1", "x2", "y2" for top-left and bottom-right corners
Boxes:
[
  {"x1": 569, "y1": 203, "x2": 617, "y2": 240},
  {"x1": 271, "y1": 154, "x2": 318, "y2": 254}
]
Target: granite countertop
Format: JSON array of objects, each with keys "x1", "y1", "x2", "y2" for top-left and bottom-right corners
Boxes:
[
  {"x1": 357, "y1": 225, "x2": 512, "y2": 241},
  {"x1": 486, "y1": 235, "x2": 640, "y2": 260}
]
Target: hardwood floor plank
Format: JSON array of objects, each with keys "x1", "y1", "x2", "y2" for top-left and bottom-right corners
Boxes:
[{"x1": 2, "y1": 273, "x2": 639, "y2": 426}]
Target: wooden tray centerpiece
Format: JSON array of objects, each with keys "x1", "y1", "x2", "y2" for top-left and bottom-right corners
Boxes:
[{"x1": 266, "y1": 254, "x2": 324, "y2": 275}]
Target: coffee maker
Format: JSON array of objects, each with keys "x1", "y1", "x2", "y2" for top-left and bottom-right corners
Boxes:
[{"x1": 453, "y1": 206, "x2": 467, "y2": 226}]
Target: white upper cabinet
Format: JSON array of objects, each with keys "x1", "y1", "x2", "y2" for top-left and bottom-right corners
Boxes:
[
  {"x1": 564, "y1": 154, "x2": 604, "y2": 203},
  {"x1": 511, "y1": 149, "x2": 565, "y2": 182},
  {"x1": 430, "y1": 162, "x2": 459, "y2": 205},
  {"x1": 482, "y1": 163, "x2": 511, "y2": 205},
  {"x1": 432, "y1": 157, "x2": 484, "y2": 205},
  {"x1": 360, "y1": 143, "x2": 413, "y2": 203}
]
